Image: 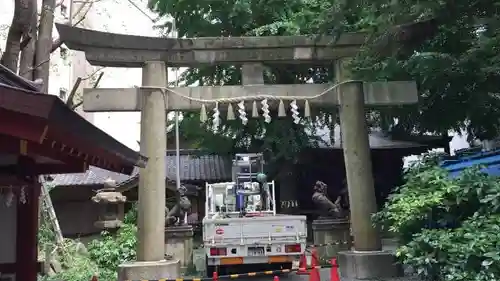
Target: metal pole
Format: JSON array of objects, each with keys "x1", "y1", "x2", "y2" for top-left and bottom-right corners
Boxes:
[
  {"x1": 68, "y1": 0, "x2": 74, "y2": 25},
  {"x1": 175, "y1": 111, "x2": 181, "y2": 191},
  {"x1": 172, "y1": 20, "x2": 185, "y2": 225},
  {"x1": 172, "y1": 18, "x2": 181, "y2": 193}
]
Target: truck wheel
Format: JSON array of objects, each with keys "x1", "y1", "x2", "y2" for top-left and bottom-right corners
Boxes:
[
  {"x1": 282, "y1": 262, "x2": 293, "y2": 270},
  {"x1": 278, "y1": 263, "x2": 293, "y2": 279},
  {"x1": 206, "y1": 265, "x2": 216, "y2": 278},
  {"x1": 206, "y1": 256, "x2": 215, "y2": 278}
]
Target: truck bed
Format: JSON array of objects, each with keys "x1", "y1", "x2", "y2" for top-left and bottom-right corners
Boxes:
[{"x1": 203, "y1": 214, "x2": 307, "y2": 245}]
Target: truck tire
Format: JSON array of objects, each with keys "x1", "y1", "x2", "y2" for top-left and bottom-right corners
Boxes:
[
  {"x1": 206, "y1": 256, "x2": 215, "y2": 278},
  {"x1": 282, "y1": 262, "x2": 293, "y2": 270},
  {"x1": 206, "y1": 265, "x2": 216, "y2": 278}
]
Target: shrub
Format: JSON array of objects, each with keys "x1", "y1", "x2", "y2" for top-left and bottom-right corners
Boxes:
[
  {"x1": 87, "y1": 222, "x2": 138, "y2": 280},
  {"x1": 374, "y1": 153, "x2": 500, "y2": 281}
]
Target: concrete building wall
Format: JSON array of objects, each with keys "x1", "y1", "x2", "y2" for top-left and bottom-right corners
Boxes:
[{"x1": 54, "y1": 200, "x2": 101, "y2": 237}]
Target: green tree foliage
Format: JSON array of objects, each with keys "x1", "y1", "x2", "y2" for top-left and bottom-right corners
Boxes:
[
  {"x1": 86, "y1": 224, "x2": 138, "y2": 280},
  {"x1": 349, "y1": 0, "x2": 500, "y2": 140},
  {"x1": 42, "y1": 243, "x2": 100, "y2": 281},
  {"x1": 375, "y1": 155, "x2": 500, "y2": 280},
  {"x1": 150, "y1": 0, "x2": 338, "y2": 168},
  {"x1": 39, "y1": 207, "x2": 138, "y2": 281},
  {"x1": 149, "y1": 0, "x2": 500, "y2": 155}
]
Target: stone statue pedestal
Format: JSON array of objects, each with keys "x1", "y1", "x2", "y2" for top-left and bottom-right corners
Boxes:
[
  {"x1": 338, "y1": 250, "x2": 403, "y2": 280},
  {"x1": 312, "y1": 218, "x2": 351, "y2": 260},
  {"x1": 165, "y1": 225, "x2": 194, "y2": 272}
]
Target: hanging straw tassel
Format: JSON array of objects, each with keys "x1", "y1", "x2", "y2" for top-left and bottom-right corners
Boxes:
[
  {"x1": 227, "y1": 103, "x2": 235, "y2": 120},
  {"x1": 331, "y1": 110, "x2": 337, "y2": 125},
  {"x1": 304, "y1": 100, "x2": 311, "y2": 117},
  {"x1": 200, "y1": 104, "x2": 208, "y2": 123},
  {"x1": 252, "y1": 101, "x2": 259, "y2": 117},
  {"x1": 278, "y1": 99, "x2": 286, "y2": 117}
]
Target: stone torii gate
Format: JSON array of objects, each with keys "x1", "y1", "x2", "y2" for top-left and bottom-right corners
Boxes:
[{"x1": 56, "y1": 23, "x2": 417, "y2": 280}]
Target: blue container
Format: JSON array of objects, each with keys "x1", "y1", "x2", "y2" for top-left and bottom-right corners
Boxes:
[
  {"x1": 235, "y1": 194, "x2": 244, "y2": 210},
  {"x1": 440, "y1": 149, "x2": 500, "y2": 177}
]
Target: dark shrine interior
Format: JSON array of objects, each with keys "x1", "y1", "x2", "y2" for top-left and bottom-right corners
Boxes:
[{"x1": 275, "y1": 144, "x2": 446, "y2": 218}]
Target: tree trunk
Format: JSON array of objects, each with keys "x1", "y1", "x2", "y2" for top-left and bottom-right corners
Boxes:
[
  {"x1": 34, "y1": 0, "x2": 56, "y2": 93},
  {"x1": 1, "y1": 0, "x2": 33, "y2": 73},
  {"x1": 19, "y1": 0, "x2": 38, "y2": 79}
]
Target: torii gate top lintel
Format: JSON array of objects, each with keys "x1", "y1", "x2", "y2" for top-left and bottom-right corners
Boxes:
[{"x1": 55, "y1": 23, "x2": 368, "y2": 67}]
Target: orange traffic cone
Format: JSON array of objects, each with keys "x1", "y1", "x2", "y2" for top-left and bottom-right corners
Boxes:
[
  {"x1": 311, "y1": 247, "x2": 319, "y2": 268},
  {"x1": 309, "y1": 265, "x2": 321, "y2": 281},
  {"x1": 296, "y1": 252, "x2": 309, "y2": 275},
  {"x1": 274, "y1": 276, "x2": 280, "y2": 281},
  {"x1": 330, "y1": 258, "x2": 340, "y2": 281},
  {"x1": 212, "y1": 271, "x2": 218, "y2": 281}
]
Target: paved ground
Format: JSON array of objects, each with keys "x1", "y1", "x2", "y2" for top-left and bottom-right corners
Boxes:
[{"x1": 242, "y1": 268, "x2": 421, "y2": 281}]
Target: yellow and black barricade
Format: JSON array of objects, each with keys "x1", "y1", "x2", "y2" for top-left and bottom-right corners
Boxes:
[{"x1": 126, "y1": 265, "x2": 333, "y2": 281}]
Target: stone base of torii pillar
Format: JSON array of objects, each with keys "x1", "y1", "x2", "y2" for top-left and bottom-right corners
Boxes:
[{"x1": 118, "y1": 260, "x2": 180, "y2": 281}]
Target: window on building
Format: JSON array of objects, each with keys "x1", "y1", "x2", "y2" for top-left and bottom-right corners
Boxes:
[{"x1": 59, "y1": 88, "x2": 67, "y2": 101}]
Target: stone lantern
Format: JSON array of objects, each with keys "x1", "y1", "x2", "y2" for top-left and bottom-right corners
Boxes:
[{"x1": 92, "y1": 179, "x2": 127, "y2": 230}]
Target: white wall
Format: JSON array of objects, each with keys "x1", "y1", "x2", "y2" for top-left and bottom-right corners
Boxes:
[{"x1": 0, "y1": 194, "x2": 16, "y2": 264}]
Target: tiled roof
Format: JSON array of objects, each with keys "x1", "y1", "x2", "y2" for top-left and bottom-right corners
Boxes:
[
  {"x1": 50, "y1": 166, "x2": 135, "y2": 187},
  {"x1": 165, "y1": 150, "x2": 231, "y2": 181},
  {"x1": 119, "y1": 150, "x2": 232, "y2": 188},
  {"x1": 313, "y1": 125, "x2": 428, "y2": 149},
  {"x1": 50, "y1": 149, "x2": 231, "y2": 187}
]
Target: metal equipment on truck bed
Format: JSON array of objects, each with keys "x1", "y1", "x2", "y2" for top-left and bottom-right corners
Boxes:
[{"x1": 202, "y1": 154, "x2": 307, "y2": 276}]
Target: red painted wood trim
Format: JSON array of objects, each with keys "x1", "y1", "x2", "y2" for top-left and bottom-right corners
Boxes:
[
  {"x1": 15, "y1": 178, "x2": 40, "y2": 281},
  {"x1": 0, "y1": 163, "x2": 86, "y2": 175},
  {"x1": 0, "y1": 262, "x2": 43, "y2": 273},
  {"x1": 0, "y1": 84, "x2": 53, "y2": 117},
  {"x1": 0, "y1": 108, "x2": 131, "y2": 174},
  {"x1": 0, "y1": 109, "x2": 47, "y2": 143},
  {"x1": 0, "y1": 134, "x2": 86, "y2": 168},
  {"x1": 0, "y1": 84, "x2": 142, "y2": 173},
  {"x1": 46, "y1": 130, "x2": 134, "y2": 174}
]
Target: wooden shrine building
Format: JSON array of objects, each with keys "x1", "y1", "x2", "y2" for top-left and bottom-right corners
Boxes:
[{"x1": 0, "y1": 64, "x2": 147, "y2": 281}]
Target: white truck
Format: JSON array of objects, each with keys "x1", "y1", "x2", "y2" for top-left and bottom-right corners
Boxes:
[{"x1": 202, "y1": 154, "x2": 307, "y2": 276}]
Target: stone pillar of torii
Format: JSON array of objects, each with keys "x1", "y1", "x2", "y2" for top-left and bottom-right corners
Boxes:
[{"x1": 56, "y1": 23, "x2": 417, "y2": 280}]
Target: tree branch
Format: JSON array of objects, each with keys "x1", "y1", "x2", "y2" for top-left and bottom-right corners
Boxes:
[
  {"x1": 50, "y1": 0, "x2": 93, "y2": 52},
  {"x1": 65, "y1": 77, "x2": 82, "y2": 108},
  {"x1": 69, "y1": 71, "x2": 104, "y2": 110},
  {"x1": 82, "y1": 67, "x2": 104, "y2": 80},
  {"x1": 19, "y1": 58, "x2": 50, "y2": 76},
  {"x1": 17, "y1": 0, "x2": 95, "y2": 53}
]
